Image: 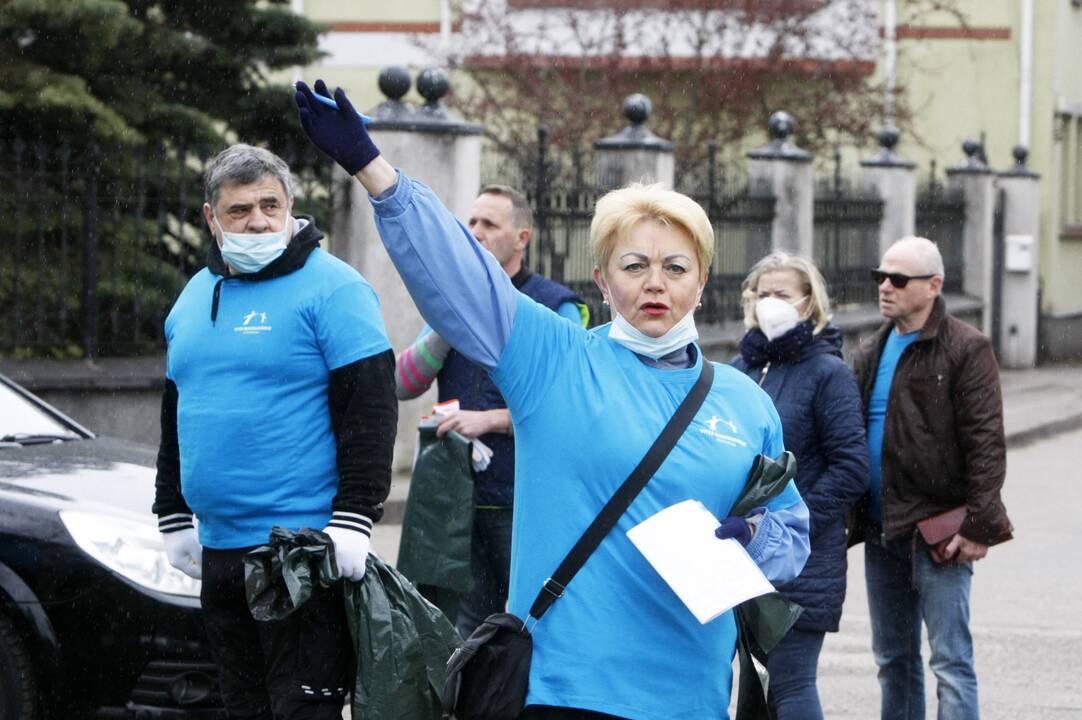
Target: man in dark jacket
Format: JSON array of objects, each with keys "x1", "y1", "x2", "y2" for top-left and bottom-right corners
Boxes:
[
  {"x1": 852, "y1": 236, "x2": 1011, "y2": 720},
  {"x1": 394, "y1": 184, "x2": 587, "y2": 637},
  {"x1": 153, "y1": 144, "x2": 397, "y2": 719}
]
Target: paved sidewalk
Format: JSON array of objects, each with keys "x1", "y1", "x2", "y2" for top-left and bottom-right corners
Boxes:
[
  {"x1": 999, "y1": 362, "x2": 1082, "y2": 445},
  {"x1": 373, "y1": 362, "x2": 1082, "y2": 564}
]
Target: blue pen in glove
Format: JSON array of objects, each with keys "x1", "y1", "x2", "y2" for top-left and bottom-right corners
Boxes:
[{"x1": 306, "y1": 90, "x2": 375, "y2": 124}]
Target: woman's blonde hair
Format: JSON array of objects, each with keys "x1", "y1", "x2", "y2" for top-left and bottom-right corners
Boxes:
[
  {"x1": 590, "y1": 184, "x2": 714, "y2": 280},
  {"x1": 741, "y1": 250, "x2": 833, "y2": 333}
]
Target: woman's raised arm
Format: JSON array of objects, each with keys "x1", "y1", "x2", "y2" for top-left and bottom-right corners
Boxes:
[{"x1": 296, "y1": 80, "x2": 514, "y2": 369}]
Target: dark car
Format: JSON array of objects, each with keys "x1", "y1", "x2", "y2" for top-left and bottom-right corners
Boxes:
[{"x1": 0, "y1": 374, "x2": 224, "y2": 719}]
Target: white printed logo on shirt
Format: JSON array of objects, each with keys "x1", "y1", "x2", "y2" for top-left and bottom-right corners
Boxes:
[
  {"x1": 235, "y1": 310, "x2": 272, "y2": 335},
  {"x1": 699, "y1": 415, "x2": 747, "y2": 447}
]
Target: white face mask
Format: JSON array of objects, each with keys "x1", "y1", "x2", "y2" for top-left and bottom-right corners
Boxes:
[
  {"x1": 608, "y1": 308, "x2": 699, "y2": 360},
  {"x1": 215, "y1": 217, "x2": 290, "y2": 274},
  {"x1": 755, "y1": 296, "x2": 806, "y2": 341}
]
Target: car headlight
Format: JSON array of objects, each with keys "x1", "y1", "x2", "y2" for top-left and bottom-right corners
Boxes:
[{"x1": 59, "y1": 510, "x2": 201, "y2": 598}]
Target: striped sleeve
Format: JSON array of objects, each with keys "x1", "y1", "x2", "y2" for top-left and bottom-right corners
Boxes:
[{"x1": 395, "y1": 327, "x2": 451, "y2": 400}]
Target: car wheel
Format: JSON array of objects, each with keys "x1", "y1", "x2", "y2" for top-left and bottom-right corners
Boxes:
[{"x1": 0, "y1": 613, "x2": 39, "y2": 720}]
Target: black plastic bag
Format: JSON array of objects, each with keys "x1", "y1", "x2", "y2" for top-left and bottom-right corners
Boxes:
[
  {"x1": 244, "y1": 526, "x2": 339, "y2": 621},
  {"x1": 346, "y1": 554, "x2": 463, "y2": 720},
  {"x1": 397, "y1": 427, "x2": 476, "y2": 601},
  {"x1": 243, "y1": 527, "x2": 462, "y2": 720}
]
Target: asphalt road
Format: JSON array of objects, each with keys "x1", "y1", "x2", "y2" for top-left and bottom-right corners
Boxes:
[{"x1": 812, "y1": 427, "x2": 1082, "y2": 719}]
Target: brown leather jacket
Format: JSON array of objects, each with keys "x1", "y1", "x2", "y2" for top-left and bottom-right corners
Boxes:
[{"x1": 851, "y1": 297, "x2": 1010, "y2": 545}]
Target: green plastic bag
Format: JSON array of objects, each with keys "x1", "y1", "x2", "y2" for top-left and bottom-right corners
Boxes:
[
  {"x1": 397, "y1": 427, "x2": 476, "y2": 602},
  {"x1": 732, "y1": 451, "x2": 806, "y2": 720},
  {"x1": 244, "y1": 526, "x2": 339, "y2": 622},
  {"x1": 731, "y1": 451, "x2": 799, "y2": 519},
  {"x1": 347, "y1": 555, "x2": 463, "y2": 720}
]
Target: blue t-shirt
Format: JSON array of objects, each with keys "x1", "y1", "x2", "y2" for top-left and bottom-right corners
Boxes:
[
  {"x1": 493, "y1": 295, "x2": 802, "y2": 719},
  {"x1": 866, "y1": 328, "x2": 920, "y2": 523},
  {"x1": 165, "y1": 248, "x2": 391, "y2": 549}
]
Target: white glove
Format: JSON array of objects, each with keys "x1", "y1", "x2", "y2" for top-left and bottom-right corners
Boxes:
[
  {"x1": 323, "y1": 525, "x2": 371, "y2": 582},
  {"x1": 162, "y1": 527, "x2": 203, "y2": 579}
]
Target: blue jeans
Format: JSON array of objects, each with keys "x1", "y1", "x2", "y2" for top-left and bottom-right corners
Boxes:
[
  {"x1": 766, "y1": 627, "x2": 825, "y2": 720},
  {"x1": 865, "y1": 533, "x2": 979, "y2": 720},
  {"x1": 456, "y1": 507, "x2": 513, "y2": 638}
]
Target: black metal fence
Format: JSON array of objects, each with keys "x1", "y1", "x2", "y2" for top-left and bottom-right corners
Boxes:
[
  {"x1": 814, "y1": 196, "x2": 884, "y2": 307},
  {"x1": 0, "y1": 136, "x2": 333, "y2": 358},
  {"x1": 813, "y1": 156, "x2": 885, "y2": 308},
  {"x1": 482, "y1": 133, "x2": 774, "y2": 326},
  {"x1": 916, "y1": 166, "x2": 966, "y2": 294}
]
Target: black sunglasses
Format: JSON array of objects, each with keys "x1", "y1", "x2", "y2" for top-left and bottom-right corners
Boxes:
[{"x1": 870, "y1": 269, "x2": 935, "y2": 289}]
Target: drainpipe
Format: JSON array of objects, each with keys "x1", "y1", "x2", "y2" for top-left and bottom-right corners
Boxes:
[
  {"x1": 440, "y1": 0, "x2": 452, "y2": 51},
  {"x1": 884, "y1": 0, "x2": 897, "y2": 126},
  {"x1": 1019, "y1": 0, "x2": 1034, "y2": 148},
  {"x1": 292, "y1": 0, "x2": 306, "y2": 84}
]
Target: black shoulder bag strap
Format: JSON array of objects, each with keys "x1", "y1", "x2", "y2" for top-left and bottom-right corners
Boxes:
[{"x1": 526, "y1": 359, "x2": 715, "y2": 623}]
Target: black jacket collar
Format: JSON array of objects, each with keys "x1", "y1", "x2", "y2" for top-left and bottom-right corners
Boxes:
[{"x1": 510, "y1": 266, "x2": 533, "y2": 289}]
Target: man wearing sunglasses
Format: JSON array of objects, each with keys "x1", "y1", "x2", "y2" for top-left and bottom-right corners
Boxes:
[{"x1": 850, "y1": 236, "x2": 1011, "y2": 720}]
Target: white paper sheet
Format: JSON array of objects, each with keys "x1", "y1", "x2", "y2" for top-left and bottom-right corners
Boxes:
[{"x1": 627, "y1": 499, "x2": 775, "y2": 624}]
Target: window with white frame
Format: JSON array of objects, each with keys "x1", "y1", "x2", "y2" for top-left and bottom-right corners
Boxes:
[{"x1": 1058, "y1": 111, "x2": 1082, "y2": 236}]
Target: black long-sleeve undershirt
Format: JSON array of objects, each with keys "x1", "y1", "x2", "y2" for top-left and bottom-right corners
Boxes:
[{"x1": 326, "y1": 349, "x2": 397, "y2": 523}]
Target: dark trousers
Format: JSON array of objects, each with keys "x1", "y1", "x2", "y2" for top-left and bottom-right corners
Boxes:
[
  {"x1": 456, "y1": 507, "x2": 513, "y2": 637},
  {"x1": 519, "y1": 706, "x2": 627, "y2": 719},
  {"x1": 201, "y1": 547, "x2": 353, "y2": 720},
  {"x1": 766, "y1": 627, "x2": 826, "y2": 720}
]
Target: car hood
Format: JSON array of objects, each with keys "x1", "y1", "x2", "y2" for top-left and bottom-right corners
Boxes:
[{"x1": 0, "y1": 436, "x2": 158, "y2": 519}]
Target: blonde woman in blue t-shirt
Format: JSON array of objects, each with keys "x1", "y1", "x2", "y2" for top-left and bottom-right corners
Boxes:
[{"x1": 296, "y1": 80, "x2": 811, "y2": 720}]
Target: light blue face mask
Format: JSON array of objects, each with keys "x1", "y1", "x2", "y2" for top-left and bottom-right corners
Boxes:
[
  {"x1": 608, "y1": 308, "x2": 699, "y2": 360},
  {"x1": 215, "y1": 217, "x2": 290, "y2": 274}
]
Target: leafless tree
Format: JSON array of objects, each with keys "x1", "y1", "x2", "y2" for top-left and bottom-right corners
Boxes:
[{"x1": 426, "y1": 0, "x2": 967, "y2": 182}]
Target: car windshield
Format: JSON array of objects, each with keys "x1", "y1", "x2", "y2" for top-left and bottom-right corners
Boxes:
[{"x1": 0, "y1": 382, "x2": 83, "y2": 442}]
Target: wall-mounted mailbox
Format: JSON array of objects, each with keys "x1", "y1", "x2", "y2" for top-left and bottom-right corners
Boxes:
[{"x1": 1005, "y1": 234, "x2": 1034, "y2": 273}]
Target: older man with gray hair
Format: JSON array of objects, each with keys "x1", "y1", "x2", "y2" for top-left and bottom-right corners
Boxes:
[
  {"x1": 851, "y1": 236, "x2": 1012, "y2": 720},
  {"x1": 153, "y1": 143, "x2": 397, "y2": 719}
]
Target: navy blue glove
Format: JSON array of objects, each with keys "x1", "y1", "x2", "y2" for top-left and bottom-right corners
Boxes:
[
  {"x1": 295, "y1": 79, "x2": 380, "y2": 175},
  {"x1": 714, "y1": 516, "x2": 752, "y2": 547}
]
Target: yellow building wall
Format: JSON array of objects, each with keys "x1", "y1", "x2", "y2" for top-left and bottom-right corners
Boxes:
[
  {"x1": 1038, "y1": 0, "x2": 1082, "y2": 315},
  {"x1": 273, "y1": 0, "x2": 445, "y2": 113},
  {"x1": 890, "y1": 1, "x2": 1018, "y2": 178},
  {"x1": 303, "y1": 0, "x2": 440, "y2": 23},
  {"x1": 887, "y1": 0, "x2": 1082, "y2": 316}
]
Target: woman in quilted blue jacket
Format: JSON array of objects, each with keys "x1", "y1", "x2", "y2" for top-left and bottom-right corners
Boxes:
[{"x1": 732, "y1": 251, "x2": 869, "y2": 720}]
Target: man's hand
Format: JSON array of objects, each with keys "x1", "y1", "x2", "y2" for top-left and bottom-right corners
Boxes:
[
  {"x1": 942, "y1": 534, "x2": 989, "y2": 563},
  {"x1": 323, "y1": 525, "x2": 371, "y2": 582},
  {"x1": 436, "y1": 409, "x2": 511, "y2": 439},
  {"x1": 295, "y1": 80, "x2": 380, "y2": 176},
  {"x1": 162, "y1": 527, "x2": 203, "y2": 579}
]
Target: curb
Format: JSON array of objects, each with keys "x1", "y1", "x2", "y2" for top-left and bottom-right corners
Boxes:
[{"x1": 1005, "y1": 412, "x2": 1082, "y2": 449}]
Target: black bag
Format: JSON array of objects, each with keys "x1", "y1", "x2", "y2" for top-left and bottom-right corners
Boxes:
[
  {"x1": 443, "y1": 613, "x2": 532, "y2": 720},
  {"x1": 441, "y1": 361, "x2": 715, "y2": 720}
]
